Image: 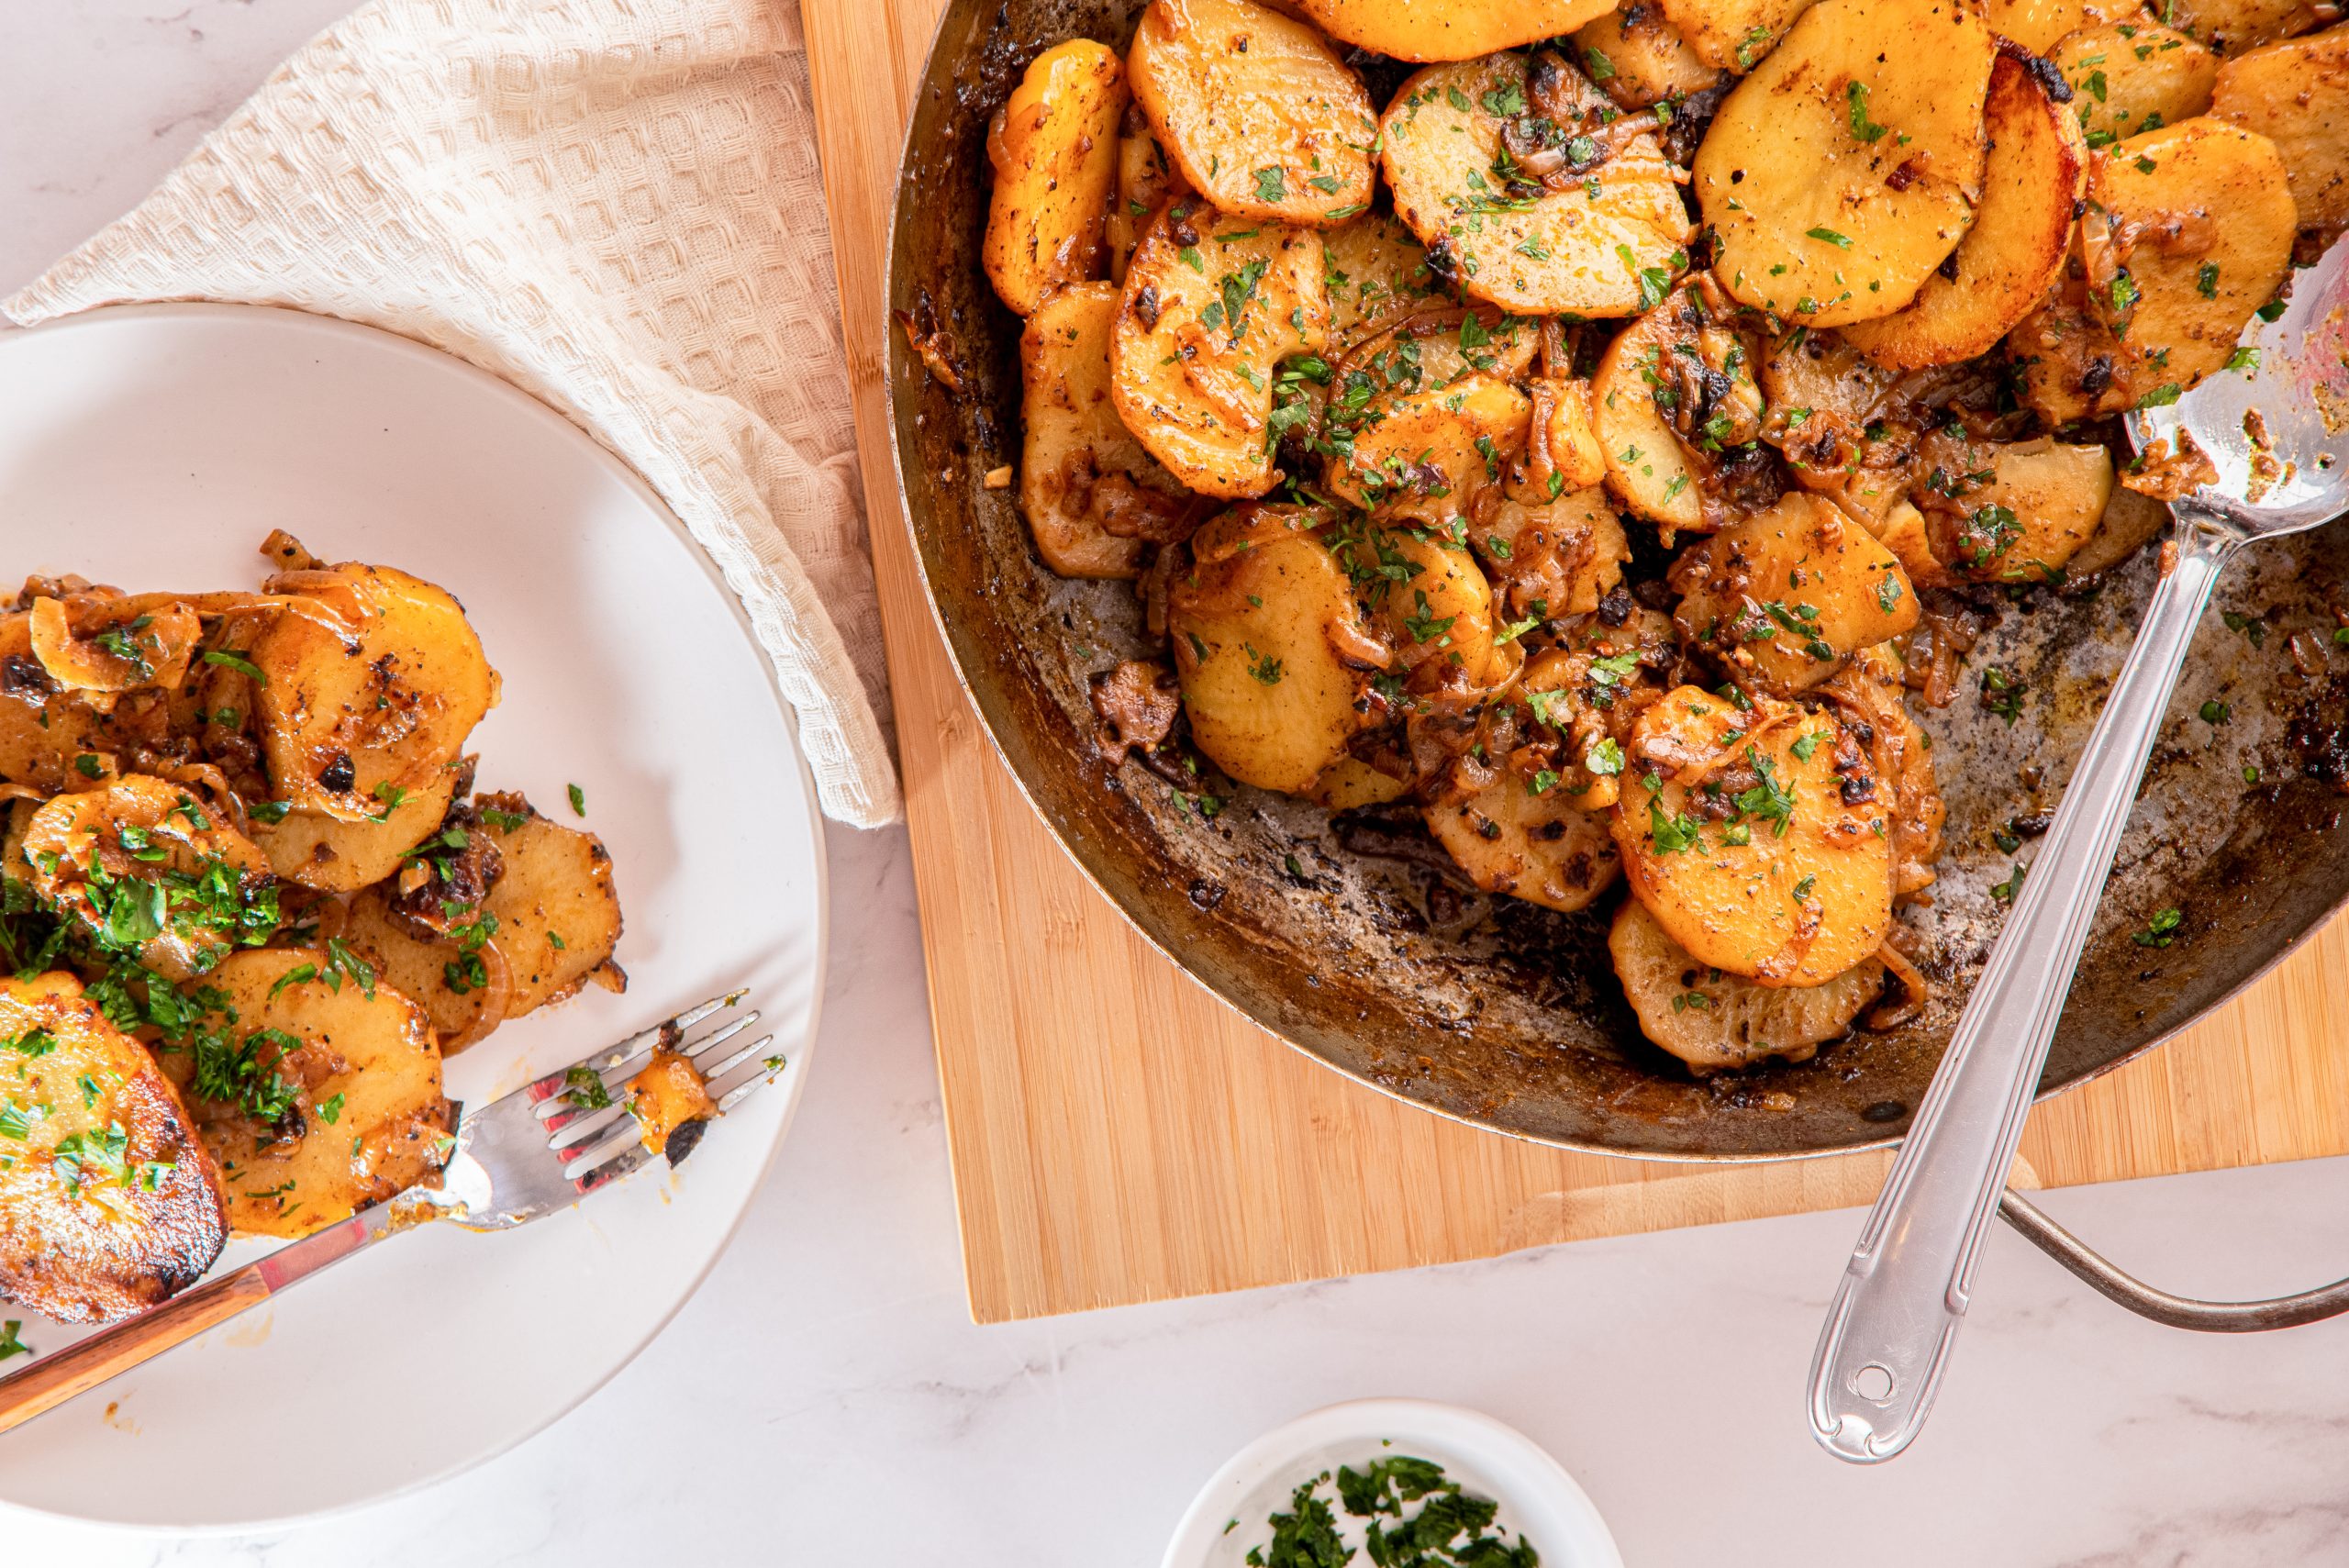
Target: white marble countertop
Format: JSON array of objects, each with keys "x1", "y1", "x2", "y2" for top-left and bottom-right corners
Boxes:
[{"x1": 6, "y1": 4, "x2": 2349, "y2": 1563}]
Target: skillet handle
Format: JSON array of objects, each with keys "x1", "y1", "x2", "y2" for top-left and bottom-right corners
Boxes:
[{"x1": 1998, "y1": 1187, "x2": 2349, "y2": 1331}]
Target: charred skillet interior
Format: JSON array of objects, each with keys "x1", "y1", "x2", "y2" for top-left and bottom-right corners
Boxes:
[{"x1": 887, "y1": 0, "x2": 2349, "y2": 1160}]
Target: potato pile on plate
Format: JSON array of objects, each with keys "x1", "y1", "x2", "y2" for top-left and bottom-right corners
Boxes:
[
  {"x1": 0, "y1": 534, "x2": 623, "y2": 1324},
  {"x1": 974, "y1": 0, "x2": 2339, "y2": 1075}
]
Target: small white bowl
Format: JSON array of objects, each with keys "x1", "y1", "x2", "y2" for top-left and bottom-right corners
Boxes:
[{"x1": 1163, "y1": 1398, "x2": 1623, "y2": 1568}]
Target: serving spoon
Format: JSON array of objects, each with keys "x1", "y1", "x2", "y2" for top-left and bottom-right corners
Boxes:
[{"x1": 1808, "y1": 236, "x2": 2349, "y2": 1464}]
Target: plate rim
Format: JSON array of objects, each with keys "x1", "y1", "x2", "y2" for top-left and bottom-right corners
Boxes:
[{"x1": 0, "y1": 300, "x2": 833, "y2": 1533}]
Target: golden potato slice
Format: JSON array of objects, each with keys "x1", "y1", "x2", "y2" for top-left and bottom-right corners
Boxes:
[
  {"x1": 1841, "y1": 55, "x2": 2087, "y2": 370},
  {"x1": 1696, "y1": 0, "x2": 1996, "y2": 328},
  {"x1": 1591, "y1": 286, "x2": 1765, "y2": 538},
  {"x1": 1020, "y1": 283, "x2": 1196, "y2": 580},
  {"x1": 1609, "y1": 897, "x2": 1884, "y2": 1073},
  {"x1": 1610, "y1": 687, "x2": 1893, "y2": 985},
  {"x1": 1475, "y1": 486, "x2": 1631, "y2": 620},
  {"x1": 1876, "y1": 500, "x2": 1960, "y2": 588},
  {"x1": 1574, "y1": 6, "x2": 1725, "y2": 112},
  {"x1": 1321, "y1": 212, "x2": 1456, "y2": 343},
  {"x1": 1294, "y1": 0, "x2": 1617, "y2": 61},
  {"x1": 20, "y1": 775, "x2": 277, "y2": 980},
  {"x1": 2064, "y1": 481, "x2": 2172, "y2": 579},
  {"x1": 250, "y1": 561, "x2": 498, "y2": 823},
  {"x1": 1309, "y1": 755, "x2": 1411, "y2": 808},
  {"x1": 0, "y1": 972, "x2": 226, "y2": 1324},
  {"x1": 1128, "y1": 0, "x2": 1378, "y2": 226},
  {"x1": 1169, "y1": 506, "x2": 1384, "y2": 793},
  {"x1": 168, "y1": 949, "x2": 450, "y2": 1240},
  {"x1": 1379, "y1": 51, "x2": 1693, "y2": 317},
  {"x1": 1365, "y1": 528, "x2": 1508, "y2": 684},
  {"x1": 1108, "y1": 116, "x2": 1189, "y2": 284},
  {"x1": 26, "y1": 597, "x2": 200, "y2": 696},
  {"x1": 984, "y1": 39, "x2": 1127, "y2": 316},
  {"x1": 1926, "y1": 438, "x2": 2115, "y2": 584},
  {"x1": 2054, "y1": 22, "x2": 2219, "y2": 147},
  {"x1": 1325, "y1": 371, "x2": 1531, "y2": 522},
  {"x1": 1111, "y1": 202, "x2": 1330, "y2": 498},
  {"x1": 339, "y1": 891, "x2": 485, "y2": 1048},
  {"x1": 1979, "y1": 0, "x2": 2094, "y2": 55},
  {"x1": 1508, "y1": 376, "x2": 1608, "y2": 499},
  {"x1": 2212, "y1": 28, "x2": 2349, "y2": 237},
  {"x1": 1759, "y1": 330, "x2": 1922, "y2": 528},
  {"x1": 468, "y1": 792, "x2": 627, "y2": 1020},
  {"x1": 627, "y1": 1048, "x2": 715, "y2": 1159},
  {"x1": 1426, "y1": 774, "x2": 1622, "y2": 912},
  {"x1": 1821, "y1": 640, "x2": 1943, "y2": 901},
  {"x1": 2165, "y1": 0, "x2": 2328, "y2": 54},
  {"x1": 1671, "y1": 493, "x2": 1918, "y2": 695},
  {"x1": 1655, "y1": 0, "x2": 1820, "y2": 71},
  {"x1": 252, "y1": 768, "x2": 460, "y2": 894},
  {"x1": 0, "y1": 616, "x2": 128, "y2": 795}
]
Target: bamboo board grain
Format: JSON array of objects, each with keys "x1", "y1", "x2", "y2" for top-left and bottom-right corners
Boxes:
[{"x1": 799, "y1": 0, "x2": 2349, "y2": 1324}]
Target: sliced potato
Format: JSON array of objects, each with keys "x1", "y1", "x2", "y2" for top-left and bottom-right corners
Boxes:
[
  {"x1": 2212, "y1": 28, "x2": 2349, "y2": 238},
  {"x1": 1672, "y1": 493, "x2": 1918, "y2": 695},
  {"x1": 983, "y1": 39, "x2": 1128, "y2": 316},
  {"x1": 170, "y1": 949, "x2": 451, "y2": 1240},
  {"x1": 1330, "y1": 306, "x2": 1542, "y2": 400},
  {"x1": 1168, "y1": 506, "x2": 1383, "y2": 793},
  {"x1": 26, "y1": 597, "x2": 200, "y2": 696},
  {"x1": 2165, "y1": 0, "x2": 2328, "y2": 54},
  {"x1": 1020, "y1": 283, "x2": 1196, "y2": 579},
  {"x1": 252, "y1": 767, "x2": 460, "y2": 893},
  {"x1": 1325, "y1": 371, "x2": 1531, "y2": 522},
  {"x1": 1821, "y1": 641, "x2": 1943, "y2": 901},
  {"x1": 1610, "y1": 687, "x2": 1893, "y2": 985},
  {"x1": 1978, "y1": 0, "x2": 2094, "y2": 55},
  {"x1": 1508, "y1": 376, "x2": 1608, "y2": 499},
  {"x1": 627, "y1": 1048, "x2": 715, "y2": 1158},
  {"x1": 1475, "y1": 486, "x2": 1631, "y2": 620},
  {"x1": 1426, "y1": 773, "x2": 1622, "y2": 912},
  {"x1": 1876, "y1": 499, "x2": 1961, "y2": 588},
  {"x1": 1379, "y1": 51, "x2": 1693, "y2": 317},
  {"x1": 1129, "y1": 0, "x2": 1377, "y2": 227},
  {"x1": 1321, "y1": 212, "x2": 1456, "y2": 343},
  {"x1": 1592, "y1": 288, "x2": 1751, "y2": 538},
  {"x1": 250, "y1": 561, "x2": 498, "y2": 822},
  {"x1": 1108, "y1": 116, "x2": 1191, "y2": 283},
  {"x1": 20, "y1": 775, "x2": 277, "y2": 980},
  {"x1": 0, "y1": 614, "x2": 125, "y2": 795},
  {"x1": 466, "y1": 793, "x2": 626, "y2": 1019},
  {"x1": 1654, "y1": 0, "x2": 1819, "y2": 72},
  {"x1": 1573, "y1": 6, "x2": 1726, "y2": 112},
  {"x1": 1759, "y1": 330, "x2": 1923, "y2": 527},
  {"x1": 1925, "y1": 438, "x2": 2116, "y2": 584},
  {"x1": 339, "y1": 892, "x2": 485, "y2": 1048},
  {"x1": 2064, "y1": 481, "x2": 2172, "y2": 579},
  {"x1": 1309, "y1": 754, "x2": 1410, "y2": 808},
  {"x1": 2054, "y1": 22, "x2": 2219, "y2": 147},
  {"x1": 1294, "y1": 0, "x2": 1617, "y2": 61},
  {"x1": 1366, "y1": 528, "x2": 1508, "y2": 684},
  {"x1": 1842, "y1": 55, "x2": 2087, "y2": 370},
  {"x1": 1610, "y1": 897, "x2": 1884, "y2": 1073},
  {"x1": 0, "y1": 972, "x2": 226, "y2": 1324},
  {"x1": 1111, "y1": 202, "x2": 1330, "y2": 498},
  {"x1": 1697, "y1": 0, "x2": 1996, "y2": 327}
]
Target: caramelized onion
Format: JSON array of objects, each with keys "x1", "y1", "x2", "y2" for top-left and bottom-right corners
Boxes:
[
  {"x1": 444, "y1": 942, "x2": 512, "y2": 1052},
  {"x1": 1865, "y1": 940, "x2": 1932, "y2": 1032},
  {"x1": 161, "y1": 763, "x2": 252, "y2": 840}
]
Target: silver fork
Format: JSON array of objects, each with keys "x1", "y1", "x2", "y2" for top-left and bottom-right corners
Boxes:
[
  {"x1": 1810, "y1": 239, "x2": 2349, "y2": 1463},
  {"x1": 0, "y1": 987, "x2": 778, "y2": 1436}
]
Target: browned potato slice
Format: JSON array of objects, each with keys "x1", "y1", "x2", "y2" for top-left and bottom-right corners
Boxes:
[
  {"x1": 20, "y1": 775, "x2": 276, "y2": 980},
  {"x1": 1574, "y1": 6, "x2": 1725, "y2": 112},
  {"x1": 1821, "y1": 641, "x2": 1943, "y2": 901},
  {"x1": 984, "y1": 39, "x2": 1128, "y2": 316},
  {"x1": 1927, "y1": 439, "x2": 2116, "y2": 584},
  {"x1": 1111, "y1": 202, "x2": 1330, "y2": 497},
  {"x1": 252, "y1": 768, "x2": 460, "y2": 893},
  {"x1": 627, "y1": 1048, "x2": 715, "y2": 1158},
  {"x1": 1475, "y1": 486, "x2": 1631, "y2": 619},
  {"x1": 1508, "y1": 376, "x2": 1607, "y2": 499},
  {"x1": 2054, "y1": 22, "x2": 2219, "y2": 146},
  {"x1": 168, "y1": 949, "x2": 450, "y2": 1240},
  {"x1": 1109, "y1": 116, "x2": 1189, "y2": 285},
  {"x1": 0, "y1": 615, "x2": 127, "y2": 795},
  {"x1": 2064, "y1": 482, "x2": 2172, "y2": 579},
  {"x1": 1609, "y1": 897, "x2": 1884, "y2": 1073},
  {"x1": 1610, "y1": 687, "x2": 1893, "y2": 985},
  {"x1": 1672, "y1": 493, "x2": 1918, "y2": 695},
  {"x1": 1366, "y1": 528, "x2": 1508, "y2": 684},
  {"x1": 1020, "y1": 283, "x2": 1196, "y2": 579},
  {"x1": 1758, "y1": 331, "x2": 1920, "y2": 529},
  {"x1": 1325, "y1": 372, "x2": 1531, "y2": 522},
  {"x1": 1309, "y1": 755, "x2": 1410, "y2": 808},
  {"x1": 250, "y1": 561, "x2": 498, "y2": 823},
  {"x1": 1295, "y1": 0, "x2": 1617, "y2": 61},
  {"x1": 1169, "y1": 506, "x2": 1383, "y2": 793},
  {"x1": 0, "y1": 972, "x2": 226, "y2": 1324},
  {"x1": 1876, "y1": 500, "x2": 1960, "y2": 588},
  {"x1": 1321, "y1": 212, "x2": 1455, "y2": 342},
  {"x1": 1426, "y1": 773, "x2": 1622, "y2": 913},
  {"x1": 1842, "y1": 55, "x2": 2087, "y2": 370},
  {"x1": 2166, "y1": 0, "x2": 2329, "y2": 54},
  {"x1": 1979, "y1": 0, "x2": 2094, "y2": 55},
  {"x1": 1379, "y1": 52, "x2": 1693, "y2": 317},
  {"x1": 339, "y1": 891, "x2": 485, "y2": 1048},
  {"x1": 1654, "y1": 0, "x2": 1819, "y2": 71},
  {"x1": 1591, "y1": 287, "x2": 1763, "y2": 538},
  {"x1": 26, "y1": 597, "x2": 200, "y2": 696},
  {"x1": 470, "y1": 793, "x2": 627, "y2": 1019},
  {"x1": 2212, "y1": 28, "x2": 2349, "y2": 237},
  {"x1": 1696, "y1": 0, "x2": 1996, "y2": 328},
  {"x1": 1128, "y1": 0, "x2": 1378, "y2": 227}
]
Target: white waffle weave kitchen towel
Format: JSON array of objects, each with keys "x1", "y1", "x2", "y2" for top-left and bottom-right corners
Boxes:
[{"x1": 5, "y1": 0, "x2": 900, "y2": 828}]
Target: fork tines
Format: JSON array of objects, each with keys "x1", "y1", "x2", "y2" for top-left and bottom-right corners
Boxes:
[{"x1": 525, "y1": 987, "x2": 785, "y2": 1195}]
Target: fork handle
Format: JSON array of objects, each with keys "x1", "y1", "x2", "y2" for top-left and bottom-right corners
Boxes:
[
  {"x1": 0, "y1": 1208, "x2": 387, "y2": 1436},
  {"x1": 1808, "y1": 512, "x2": 2240, "y2": 1462}
]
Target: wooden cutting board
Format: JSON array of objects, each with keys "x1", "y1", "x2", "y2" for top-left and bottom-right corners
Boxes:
[{"x1": 800, "y1": 0, "x2": 2349, "y2": 1325}]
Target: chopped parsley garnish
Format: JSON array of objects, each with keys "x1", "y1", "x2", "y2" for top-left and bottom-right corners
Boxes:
[
  {"x1": 317, "y1": 1092, "x2": 347, "y2": 1125},
  {"x1": 2132, "y1": 906, "x2": 2184, "y2": 948},
  {"x1": 1252, "y1": 166, "x2": 1286, "y2": 204},
  {"x1": 1734, "y1": 749, "x2": 1795, "y2": 836},
  {"x1": 566, "y1": 783, "x2": 587, "y2": 817},
  {"x1": 200, "y1": 650, "x2": 268, "y2": 685},
  {"x1": 562, "y1": 1065, "x2": 612, "y2": 1111},
  {"x1": 1806, "y1": 227, "x2": 1854, "y2": 249},
  {"x1": 1586, "y1": 737, "x2": 1625, "y2": 777},
  {"x1": 1981, "y1": 666, "x2": 2023, "y2": 726},
  {"x1": 1650, "y1": 800, "x2": 1706, "y2": 853},
  {"x1": 0, "y1": 1320, "x2": 28, "y2": 1362},
  {"x1": 1847, "y1": 81, "x2": 1889, "y2": 142}
]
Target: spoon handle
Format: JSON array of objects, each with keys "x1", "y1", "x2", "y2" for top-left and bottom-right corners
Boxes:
[{"x1": 1808, "y1": 515, "x2": 2238, "y2": 1463}]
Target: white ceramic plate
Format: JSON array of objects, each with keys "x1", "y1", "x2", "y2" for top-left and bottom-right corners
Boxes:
[
  {"x1": 0, "y1": 305, "x2": 827, "y2": 1529},
  {"x1": 1164, "y1": 1399, "x2": 1624, "y2": 1568}
]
